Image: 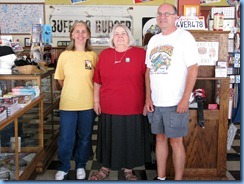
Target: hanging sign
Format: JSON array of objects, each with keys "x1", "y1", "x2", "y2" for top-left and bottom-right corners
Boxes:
[
  {"x1": 49, "y1": 6, "x2": 133, "y2": 38},
  {"x1": 51, "y1": 16, "x2": 132, "y2": 38}
]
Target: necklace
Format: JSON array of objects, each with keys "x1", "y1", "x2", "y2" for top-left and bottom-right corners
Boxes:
[{"x1": 114, "y1": 49, "x2": 128, "y2": 64}]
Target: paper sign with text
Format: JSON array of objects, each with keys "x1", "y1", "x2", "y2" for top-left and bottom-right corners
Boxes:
[{"x1": 197, "y1": 42, "x2": 219, "y2": 66}]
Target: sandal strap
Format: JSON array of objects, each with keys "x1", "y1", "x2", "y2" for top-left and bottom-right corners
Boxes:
[
  {"x1": 124, "y1": 171, "x2": 137, "y2": 180},
  {"x1": 100, "y1": 168, "x2": 110, "y2": 176},
  {"x1": 89, "y1": 168, "x2": 110, "y2": 180}
]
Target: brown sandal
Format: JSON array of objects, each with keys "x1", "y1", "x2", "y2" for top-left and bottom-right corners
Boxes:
[
  {"x1": 89, "y1": 168, "x2": 110, "y2": 180},
  {"x1": 124, "y1": 171, "x2": 138, "y2": 180}
]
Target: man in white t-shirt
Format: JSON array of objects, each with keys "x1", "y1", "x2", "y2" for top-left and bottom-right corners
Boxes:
[{"x1": 145, "y1": 3, "x2": 199, "y2": 180}]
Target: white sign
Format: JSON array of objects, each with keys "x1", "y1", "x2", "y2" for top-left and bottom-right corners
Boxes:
[
  {"x1": 51, "y1": 16, "x2": 132, "y2": 38},
  {"x1": 49, "y1": 5, "x2": 132, "y2": 38},
  {"x1": 176, "y1": 16, "x2": 205, "y2": 30},
  {"x1": 197, "y1": 42, "x2": 219, "y2": 66}
]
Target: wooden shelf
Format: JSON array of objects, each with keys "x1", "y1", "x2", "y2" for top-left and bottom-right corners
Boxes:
[{"x1": 166, "y1": 31, "x2": 230, "y2": 180}]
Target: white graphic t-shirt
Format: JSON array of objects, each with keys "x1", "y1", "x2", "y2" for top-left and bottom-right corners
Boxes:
[{"x1": 145, "y1": 28, "x2": 199, "y2": 107}]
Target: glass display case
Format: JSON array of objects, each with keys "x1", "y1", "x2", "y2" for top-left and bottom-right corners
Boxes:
[
  {"x1": 0, "y1": 95, "x2": 44, "y2": 180},
  {"x1": 0, "y1": 69, "x2": 60, "y2": 173}
]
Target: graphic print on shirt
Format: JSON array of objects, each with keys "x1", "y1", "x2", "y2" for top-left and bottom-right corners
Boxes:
[
  {"x1": 149, "y1": 45, "x2": 173, "y2": 74},
  {"x1": 85, "y1": 60, "x2": 92, "y2": 70}
]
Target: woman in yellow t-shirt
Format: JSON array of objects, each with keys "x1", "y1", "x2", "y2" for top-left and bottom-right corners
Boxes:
[{"x1": 54, "y1": 21, "x2": 98, "y2": 180}]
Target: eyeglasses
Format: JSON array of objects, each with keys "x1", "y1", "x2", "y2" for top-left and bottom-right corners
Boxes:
[
  {"x1": 114, "y1": 32, "x2": 128, "y2": 37},
  {"x1": 75, "y1": 30, "x2": 87, "y2": 34},
  {"x1": 156, "y1": 12, "x2": 176, "y2": 17}
]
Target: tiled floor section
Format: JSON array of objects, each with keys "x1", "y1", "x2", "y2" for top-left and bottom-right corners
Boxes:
[{"x1": 35, "y1": 122, "x2": 240, "y2": 181}]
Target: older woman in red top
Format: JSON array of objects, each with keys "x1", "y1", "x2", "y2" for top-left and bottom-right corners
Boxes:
[{"x1": 89, "y1": 24, "x2": 151, "y2": 181}]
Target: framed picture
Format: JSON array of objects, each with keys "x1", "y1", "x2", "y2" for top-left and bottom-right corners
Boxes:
[
  {"x1": 24, "y1": 38, "x2": 31, "y2": 47},
  {"x1": 57, "y1": 41, "x2": 70, "y2": 47},
  {"x1": 9, "y1": 42, "x2": 23, "y2": 52},
  {"x1": 184, "y1": 5, "x2": 200, "y2": 16},
  {"x1": 90, "y1": 38, "x2": 109, "y2": 46}
]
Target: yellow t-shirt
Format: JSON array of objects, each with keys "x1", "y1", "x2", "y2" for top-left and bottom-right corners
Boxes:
[{"x1": 54, "y1": 50, "x2": 98, "y2": 110}]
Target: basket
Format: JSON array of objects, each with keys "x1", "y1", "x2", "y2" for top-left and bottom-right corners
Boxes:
[
  {"x1": 39, "y1": 61, "x2": 49, "y2": 72},
  {"x1": 16, "y1": 65, "x2": 38, "y2": 74}
]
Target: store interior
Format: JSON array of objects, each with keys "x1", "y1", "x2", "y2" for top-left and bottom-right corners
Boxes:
[{"x1": 0, "y1": 0, "x2": 240, "y2": 181}]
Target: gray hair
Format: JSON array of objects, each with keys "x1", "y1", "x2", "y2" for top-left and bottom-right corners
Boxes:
[{"x1": 109, "y1": 24, "x2": 135, "y2": 48}]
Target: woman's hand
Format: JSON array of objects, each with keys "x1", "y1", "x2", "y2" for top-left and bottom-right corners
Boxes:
[
  {"x1": 145, "y1": 98, "x2": 154, "y2": 113},
  {"x1": 94, "y1": 102, "x2": 101, "y2": 115},
  {"x1": 143, "y1": 105, "x2": 148, "y2": 116}
]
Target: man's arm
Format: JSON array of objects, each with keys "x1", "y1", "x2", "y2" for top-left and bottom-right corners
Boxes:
[
  {"x1": 145, "y1": 68, "x2": 154, "y2": 112},
  {"x1": 177, "y1": 64, "x2": 198, "y2": 113}
]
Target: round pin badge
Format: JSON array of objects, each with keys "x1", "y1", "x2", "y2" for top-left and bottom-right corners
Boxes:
[{"x1": 125, "y1": 57, "x2": 130, "y2": 63}]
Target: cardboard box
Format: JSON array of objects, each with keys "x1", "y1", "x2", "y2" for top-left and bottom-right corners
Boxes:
[
  {"x1": 215, "y1": 67, "x2": 227, "y2": 77},
  {"x1": 208, "y1": 19, "x2": 235, "y2": 31},
  {"x1": 10, "y1": 137, "x2": 21, "y2": 152},
  {"x1": 208, "y1": 104, "x2": 218, "y2": 110}
]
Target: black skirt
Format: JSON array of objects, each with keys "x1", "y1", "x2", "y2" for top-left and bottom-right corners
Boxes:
[{"x1": 96, "y1": 113, "x2": 151, "y2": 170}]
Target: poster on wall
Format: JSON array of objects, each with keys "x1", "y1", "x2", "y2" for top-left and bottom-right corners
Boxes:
[
  {"x1": 142, "y1": 17, "x2": 160, "y2": 38},
  {"x1": 0, "y1": 3, "x2": 44, "y2": 34},
  {"x1": 200, "y1": 0, "x2": 220, "y2": 4},
  {"x1": 134, "y1": 0, "x2": 153, "y2": 4},
  {"x1": 45, "y1": 0, "x2": 176, "y2": 5},
  {"x1": 197, "y1": 42, "x2": 219, "y2": 66},
  {"x1": 71, "y1": 0, "x2": 86, "y2": 4}
]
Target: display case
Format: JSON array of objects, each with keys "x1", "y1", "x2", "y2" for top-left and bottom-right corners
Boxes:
[
  {"x1": 166, "y1": 77, "x2": 230, "y2": 180},
  {"x1": 165, "y1": 31, "x2": 230, "y2": 180},
  {"x1": 0, "y1": 95, "x2": 44, "y2": 180},
  {"x1": 0, "y1": 69, "x2": 60, "y2": 173}
]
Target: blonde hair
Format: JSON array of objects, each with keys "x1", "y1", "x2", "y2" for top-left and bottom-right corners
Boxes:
[
  {"x1": 66, "y1": 21, "x2": 92, "y2": 51},
  {"x1": 109, "y1": 24, "x2": 135, "y2": 48}
]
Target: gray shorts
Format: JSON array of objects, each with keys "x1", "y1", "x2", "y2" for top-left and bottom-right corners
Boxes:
[{"x1": 147, "y1": 106, "x2": 189, "y2": 138}]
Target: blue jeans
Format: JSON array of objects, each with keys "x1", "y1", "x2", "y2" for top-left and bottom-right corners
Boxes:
[{"x1": 57, "y1": 109, "x2": 95, "y2": 172}]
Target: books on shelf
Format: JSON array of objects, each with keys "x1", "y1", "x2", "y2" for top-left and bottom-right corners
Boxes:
[
  {"x1": 6, "y1": 92, "x2": 35, "y2": 100},
  {"x1": 0, "y1": 106, "x2": 7, "y2": 121},
  {"x1": 0, "y1": 92, "x2": 34, "y2": 120},
  {"x1": 0, "y1": 97, "x2": 20, "y2": 117},
  {"x1": 0, "y1": 86, "x2": 40, "y2": 120},
  {"x1": 3, "y1": 93, "x2": 33, "y2": 108},
  {"x1": 11, "y1": 86, "x2": 40, "y2": 98},
  {"x1": 17, "y1": 95, "x2": 32, "y2": 108}
]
